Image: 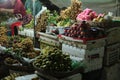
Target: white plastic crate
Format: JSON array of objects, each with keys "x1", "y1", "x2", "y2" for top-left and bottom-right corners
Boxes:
[
  {"x1": 104, "y1": 43, "x2": 120, "y2": 66},
  {"x1": 62, "y1": 44, "x2": 105, "y2": 58},
  {"x1": 59, "y1": 35, "x2": 106, "y2": 50},
  {"x1": 60, "y1": 36, "x2": 105, "y2": 72},
  {"x1": 84, "y1": 58, "x2": 103, "y2": 73},
  {"x1": 70, "y1": 56, "x2": 103, "y2": 73},
  {"x1": 18, "y1": 29, "x2": 34, "y2": 38}
]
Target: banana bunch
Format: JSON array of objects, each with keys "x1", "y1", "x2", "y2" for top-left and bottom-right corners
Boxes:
[
  {"x1": 2, "y1": 73, "x2": 22, "y2": 80},
  {"x1": 0, "y1": 27, "x2": 7, "y2": 35},
  {"x1": 60, "y1": 0, "x2": 82, "y2": 20},
  {"x1": 93, "y1": 15, "x2": 105, "y2": 23},
  {"x1": 21, "y1": 38, "x2": 34, "y2": 52},
  {"x1": 70, "y1": 0, "x2": 82, "y2": 20},
  {"x1": 35, "y1": 11, "x2": 48, "y2": 32},
  {"x1": 0, "y1": 27, "x2": 8, "y2": 46},
  {"x1": 57, "y1": 19, "x2": 71, "y2": 27}
]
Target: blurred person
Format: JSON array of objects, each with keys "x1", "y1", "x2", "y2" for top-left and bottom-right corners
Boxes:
[
  {"x1": 0, "y1": 0, "x2": 32, "y2": 25},
  {"x1": 25, "y1": 0, "x2": 42, "y2": 15}
]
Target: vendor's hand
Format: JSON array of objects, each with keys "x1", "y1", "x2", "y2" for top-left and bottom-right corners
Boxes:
[{"x1": 0, "y1": 8, "x2": 5, "y2": 12}]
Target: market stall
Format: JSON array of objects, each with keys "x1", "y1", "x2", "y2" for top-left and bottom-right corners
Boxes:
[{"x1": 0, "y1": 0, "x2": 120, "y2": 80}]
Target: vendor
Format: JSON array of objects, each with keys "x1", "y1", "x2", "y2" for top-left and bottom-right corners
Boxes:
[
  {"x1": 0, "y1": 0, "x2": 32, "y2": 25},
  {"x1": 25, "y1": 0, "x2": 42, "y2": 15}
]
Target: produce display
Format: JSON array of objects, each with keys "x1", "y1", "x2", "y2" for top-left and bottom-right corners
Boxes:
[
  {"x1": 47, "y1": 10, "x2": 71, "y2": 27},
  {"x1": 8, "y1": 37, "x2": 40, "y2": 59},
  {"x1": 36, "y1": 11, "x2": 48, "y2": 32},
  {"x1": 46, "y1": 0, "x2": 82, "y2": 27},
  {"x1": 0, "y1": 27, "x2": 8, "y2": 47},
  {"x1": 60, "y1": 0, "x2": 82, "y2": 20},
  {"x1": 21, "y1": 38, "x2": 34, "y2": 52},
  {"x1": 8, "y1": 36, "x2": 22, "y2": 48},
  {"x1": 0, "y1": 0, "x2": 120, "y2": 79},
  {"x1": 64, "y1": 21, "x2": 105, "y2": 39},
  {"x1": 47, "y1": 10, "x2": 59, "y2": 26},
  {"x1": 33, "y1": 48, "x2": 72, "y2": 72}
]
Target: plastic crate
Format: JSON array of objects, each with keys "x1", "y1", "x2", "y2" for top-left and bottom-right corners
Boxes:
[
  {"x1": 104, "y1": 43, "x2": 120, "y2": 66},
  {"x1": 70, "y1": 56, "x2": 103, "y2": 73},
  {"x1": 59, "y1": 36, "x2": 105, "y2": 72},
  {"x1": 62, "y1": 44, "x2": 105, "y2": 58},
  {"x1": 18, "y1": 29, "x2": 34, "y2": 38},
  {"x1": 59, "y1": 35, "x2": 106, "y2": 50}
]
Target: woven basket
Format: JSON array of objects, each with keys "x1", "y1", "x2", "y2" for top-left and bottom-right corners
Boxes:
[{"x1": 33, "y1": 62, "x2": 84, "y2": 78}]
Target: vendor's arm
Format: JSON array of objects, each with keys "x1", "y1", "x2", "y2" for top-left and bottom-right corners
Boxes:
[{"x1": 0, "y1": 8, "x2": 14, "y2": 13}]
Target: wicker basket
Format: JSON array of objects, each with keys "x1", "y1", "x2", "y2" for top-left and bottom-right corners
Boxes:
[{"x1": 33, "y1": 62, "x2": 84, "y2": 78}]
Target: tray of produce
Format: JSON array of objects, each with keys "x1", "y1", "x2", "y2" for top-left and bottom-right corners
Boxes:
[{"x1": 33, "y1": 48, "x2": 84, "y2": 78}]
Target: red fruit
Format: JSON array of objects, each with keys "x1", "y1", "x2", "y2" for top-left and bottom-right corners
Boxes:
[
  {"x1": 68, "y1": 34, "x2": 71, "y2": 37},
  {"x1": 80, "y1": 31, "x2": 85, "y2": 36},
  {"x1": 70, "y1": 30, "x2": 74, "y2": 34},
  {"x1": 78, "y1": 35, "x2": 82, "y2": 39},
  {"x1": 67, "y1": 30, "x2": 70, "y2": 33},
  {"x1": 64, "y1": 29, "x2": 67, "y2": 33},
  {"x1": 64, "y1": 33, "x2": 68, "y2": 36},
  {"x1": 79, "y1": 27, "x2": 83, "y2": 31},
  {"x1": 74, "y1": 31, "x2": 77, "y2": 34}
]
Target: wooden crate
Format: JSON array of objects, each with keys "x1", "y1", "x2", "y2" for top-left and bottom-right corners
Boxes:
[{"x1": 38, "y1": 32, "x2": 62, "y2": 52}]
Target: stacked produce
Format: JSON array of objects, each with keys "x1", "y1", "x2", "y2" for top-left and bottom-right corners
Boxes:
[
  {"x1": 46, "y1": 0, "x2": 82, "y2": 27},
  {"x1": 21, "y1": 38, "x2": 34, "y2": 52},
  {"x1": 0, "y1": 27, "x2": 8, "y2": 47},
  {"x1": 76, "y1": 8, "x2": 115, "y2": 29},
  {"x1": 56, "y1": 18, "x2": 71, "y2": 27},
  {"x1": 8, "y1": 36, "x2": 22, "y2": 48},
  {"x1": 47, "y1": 10, "x2": 59, "y2": 26},
  {"x1": 9, "y1": 37, "x2": 40, "y2": 59},
  {"x1": 60, "y1": 0, "x2": 82, "y2": 20},
  {"x1": 36, "y1": 11, "x2": 48, "y2": 32},
  {"x1": 33, "y1": 48, "x2": 72, "y2": 72},
  {"x1": 20, "y1": 38, "x2": 40, "y2": 59},
  {"x1": 47, "y1": 10, "x2": 72, "y2": 27},
  {"x1": 64, "y1": 21, "x2": 105, "y2": 39},
  {"x1": 76, "y1": 8, "x2": 97, "y2": 21}
]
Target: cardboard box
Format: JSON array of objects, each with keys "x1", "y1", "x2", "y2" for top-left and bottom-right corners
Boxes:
[
  {"x1": 101, "y1": 63, "x2": 119, "y2": 80},
  {"x1": 104, "y1": 43, "x2": 119, "y2": 66}
]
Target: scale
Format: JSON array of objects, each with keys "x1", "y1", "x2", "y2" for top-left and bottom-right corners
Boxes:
[{"x1": 36, "y1": 71, "x2": 82, "y2": 80}]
